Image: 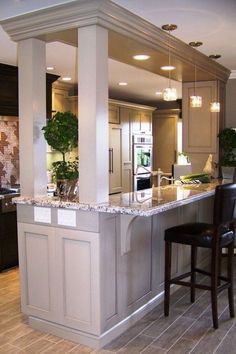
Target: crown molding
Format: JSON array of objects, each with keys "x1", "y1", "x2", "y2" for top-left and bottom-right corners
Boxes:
[
  {"x1": 229, "y1": 70, "x2": 236, "y2": 79},
  {"x1": 0, "y1": 0, "x2": 230, "y2": 83}
]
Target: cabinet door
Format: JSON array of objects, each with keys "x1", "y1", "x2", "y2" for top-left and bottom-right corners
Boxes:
[
  {"x1": 0, "y1": 212, "x2": 18, "y2": 271},
  {"x1": 109, "y1": 104, "x2": 120, "y2": 124},
  {"x1": 52, "y1": 87, "x2": 70, "y2": 113},
  {"x1": 131, "y1": 110, "x2": 152, "y2": 134},
  {"x1": 141, "y1": 112, "x2": 152, "y2": 134},
  {"x1": 131, "y1": 110, "x2": 142, "y2": 133},
  {"x1": 55, "y1": 227, "x2": 101, "y2": 334},
  {"x1": 18, "y1": 223, "x2": 57, "y2": 322},
  {"x1": 182, "y1": 80, "x2": 219, "y2": 173},
  {"x1": 153, "y1": 110, "x2": 178, "y2": 173},
  {"x1": 18, "y1": 222, "x2": 101, "y2": 334},
  {"x1": 109, "y1": 125, "x2": 122, "y2": 194}
]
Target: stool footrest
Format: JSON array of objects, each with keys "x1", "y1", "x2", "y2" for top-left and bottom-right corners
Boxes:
[
  {"x1": 170, "y1": 279, "x2": 211, "y2": 291},
  {"x1": 169, "y1": 271, "x2": 232, "y2": 292}
]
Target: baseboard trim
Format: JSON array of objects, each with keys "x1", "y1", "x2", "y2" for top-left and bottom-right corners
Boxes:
[
  {"x1": 29, "y1": 290, "x2": 166, "y2": 349},
  {"x1": 28, "y1": 256, "x2": 211, "y2": 349}
]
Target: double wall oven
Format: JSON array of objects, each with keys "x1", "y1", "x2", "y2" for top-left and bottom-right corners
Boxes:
[{"x1": 133, "y1": 134, "x2": 153, "y2": 191}]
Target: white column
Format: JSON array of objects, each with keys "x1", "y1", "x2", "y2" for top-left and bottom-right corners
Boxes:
[
  {"x1": 78, "y1": 25, "x2": 109, "y2": 203},
  {"x1": 18, "y1": 38, "x2": 47, "y2": 197}
]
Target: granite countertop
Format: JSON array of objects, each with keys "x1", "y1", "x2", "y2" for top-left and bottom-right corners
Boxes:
[{"x1": 13, "y1": 179, "x2": 223, "y2": 217}]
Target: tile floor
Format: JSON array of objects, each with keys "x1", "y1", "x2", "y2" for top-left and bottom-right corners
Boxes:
[{"x1": 1, "y1": 260, "x2": 236, "y2": 353}]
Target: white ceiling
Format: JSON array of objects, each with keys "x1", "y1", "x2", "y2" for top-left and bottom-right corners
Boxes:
[{"x1": 0, "y1": 0, "x2": 235, "y2": 106}]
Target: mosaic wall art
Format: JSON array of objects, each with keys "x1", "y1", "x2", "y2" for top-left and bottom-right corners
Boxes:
[{"x1": 0, "y1": 118, "x2": 19, "y2": 186}]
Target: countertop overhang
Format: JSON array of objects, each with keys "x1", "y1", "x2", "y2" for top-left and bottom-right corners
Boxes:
[{"x1": 13, "y1": 180, "x2": 223, "y2": 217}]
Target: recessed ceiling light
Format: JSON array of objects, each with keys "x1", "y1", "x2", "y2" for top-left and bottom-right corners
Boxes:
[
  {"x1": 161, "y1": 65, "x2": 176, "y2": 71},
  {"x1": 46, "y1": 66, "x2": 54, "y2": 71},
  {"x1": 189, "y1": 41, "x2": 203, "y2": 47},
  {"x1": 162, "y1": 24, "x2": 178, "y2": 31},
  {"x1": 118, "y1": 82, "x2": 128, "y2": 86},
  {"x1": 61, "y1": 77, "x2": 72, "y2": 81},
  {"x1": 133, "y1": 54, "x2": 150, "y2": 61},
  {"x1": 155, "y1": 91, "x2": 162, "y2": 95},
  {"x1": 209, "y1": 54, "x2": 221, "y2": 59}
]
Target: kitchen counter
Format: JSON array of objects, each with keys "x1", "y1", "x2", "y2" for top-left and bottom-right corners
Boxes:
[{"x1": 14, "y1": 179, "x2": 222, "y2": 217}]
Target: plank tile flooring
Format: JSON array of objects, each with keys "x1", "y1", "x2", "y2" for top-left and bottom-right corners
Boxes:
[{"x1": 1, "y1": 260, "x2": 236, "y2": 353}]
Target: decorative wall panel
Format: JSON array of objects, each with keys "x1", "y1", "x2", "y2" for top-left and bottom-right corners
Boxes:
[{"x1": 0, "y1": 118, "x2": 19, "y2": 186}]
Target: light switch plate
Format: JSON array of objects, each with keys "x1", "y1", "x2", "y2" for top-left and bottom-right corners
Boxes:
[
  {"x1": 57, "y1": 209, "x2": 76, "y2": 227},
  {"x1": 34, "y1": 206, "x2": 51, "y2": 223}
]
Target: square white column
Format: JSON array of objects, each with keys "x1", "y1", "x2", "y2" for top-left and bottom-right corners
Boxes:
[
  {"x1": 78, "y1": 25, "x2": 109, "y2": 203},
  {"x1": 18, "y1": 38, "x2": 47, "y2": 196}
]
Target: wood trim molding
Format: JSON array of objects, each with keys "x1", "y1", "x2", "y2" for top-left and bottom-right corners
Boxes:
[
  {"x1": 0, "y1": 0, "x2": 230, "y2": 83},
  {"x1": 153, "y1": 109, "x2": 180, "y2": 117},
  {"x1": 108, "y1": 99, "x2": 156, "y2": 111}
]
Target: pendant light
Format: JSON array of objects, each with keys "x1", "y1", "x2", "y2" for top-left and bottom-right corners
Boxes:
[
  {"x1": 190, "y1": 64, "x2": 202, "y2": 107},
  {"x1": 161, "y1": 24, "x2": 177, "y2": 101},
  {"x1": 209, "y1": 54, "x2": 222, "y2": 113},
  {"x1": 189, "y1": 41, "x2": 203, "y2": 108},
  {"x1": 210, "y1": 78, "x2": 220, "y2": 112}
]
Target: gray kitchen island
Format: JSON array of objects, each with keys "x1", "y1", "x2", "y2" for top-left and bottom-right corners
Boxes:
[{"x1": 14, "y1": 180, "x2": 221, "y2": 348}]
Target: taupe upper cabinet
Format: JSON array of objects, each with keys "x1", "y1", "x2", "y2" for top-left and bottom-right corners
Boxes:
[{"x1": 131, "y1": 110, "x2": 152, "y2": 134}]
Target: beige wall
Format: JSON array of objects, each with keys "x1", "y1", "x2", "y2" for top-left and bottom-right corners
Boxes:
[{"x1": 226, "y1": 79, "x2": 236, "y2": 128}]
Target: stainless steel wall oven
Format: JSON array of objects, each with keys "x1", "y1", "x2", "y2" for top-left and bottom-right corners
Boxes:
[{"x1": 133, "y1": 135, "x2": 153, "y2": 191}]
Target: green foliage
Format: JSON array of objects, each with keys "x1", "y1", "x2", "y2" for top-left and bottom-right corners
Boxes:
[
  {"x1": 42, "y1": 111, "x2": 78, "y2": 161},
  {"x1": 218, "y1": 128, "x2": 236, "y2": 167},
  {"x1": 52, "y1": 158, "x2": 79, "y2": 181},
  {"x1": 42, "y1": 111, "x2": 79, "y2": 181}
]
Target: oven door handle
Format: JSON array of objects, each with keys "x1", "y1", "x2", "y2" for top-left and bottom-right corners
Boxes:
[{"x1": 136, "y1": 176, "x2": 151, "y2": 180}]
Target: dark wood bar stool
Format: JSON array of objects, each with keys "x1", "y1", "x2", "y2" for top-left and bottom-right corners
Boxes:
[{"x1": 164, "y1": 183, "x2": 236, "y2": 329}]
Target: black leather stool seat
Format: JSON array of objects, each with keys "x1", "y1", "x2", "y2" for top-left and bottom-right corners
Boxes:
[{"x1": 165, "y1": 222, "x2": 234, "y2": 248}]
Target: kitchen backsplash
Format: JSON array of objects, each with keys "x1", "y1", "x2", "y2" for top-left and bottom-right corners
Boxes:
[{"x1": 0, "y1": 117, "x2": 19, "y2": 186}]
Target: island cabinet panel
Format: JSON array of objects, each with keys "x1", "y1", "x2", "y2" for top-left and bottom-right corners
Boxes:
[
  {"x1": 124, "y1": 216, "x2": 152, "y2": 308},
  {"x1": 25, "y1": 232, "x2": 50, "y2": 311},
  {"x1": 100, "y1": 214, "x2": 118, "y2": 330},
  {"x1": 18, "y1": 224, "x2": 57, "y2": 323},
  {"x1": 152, "y1": 208, "x2": 180, "y2": 287},
  {"x1": 55, "y1": 228, "x2": 100, "y2": 334},
  {"x1": 18, "y1": 223, "x2": 101, "y2": 335}
]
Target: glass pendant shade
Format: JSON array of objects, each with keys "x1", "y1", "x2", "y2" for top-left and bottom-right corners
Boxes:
[
  {"x1": 190, "y1": 64, "x2": 202, "y2": 108},
  {"x1": 210, "y1": 101, "x2": 220, "y2": 112},
  {"x1": 190, "y1": 95, "x2": 202, "y2": 108},
  {"x1": 210, "y1": 79, "x2": 220, "y2": 113},
  {"x1": 163, "y1": 87, "x2": 177, "y2": 101}
]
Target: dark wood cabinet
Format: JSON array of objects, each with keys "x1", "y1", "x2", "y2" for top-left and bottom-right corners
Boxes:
[
  {"x1": 0, "y1": 63, "x2": 59, "y2": 117},
  {"x1": 0, "y1": 211, "x2": 18, "y2": 271}
]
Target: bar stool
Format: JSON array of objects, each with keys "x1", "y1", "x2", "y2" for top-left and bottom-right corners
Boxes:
[{"x1": 164, "y1": 183, "x2": 236, "y2": 329}]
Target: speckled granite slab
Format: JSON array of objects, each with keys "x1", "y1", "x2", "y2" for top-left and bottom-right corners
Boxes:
[{"x1": 13, "y1": 180, "x2": 224, "y2": 217}]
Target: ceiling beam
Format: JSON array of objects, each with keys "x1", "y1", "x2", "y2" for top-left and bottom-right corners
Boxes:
[{"x1": 0, "y1": 0, "x2": 230, "y2": 83}]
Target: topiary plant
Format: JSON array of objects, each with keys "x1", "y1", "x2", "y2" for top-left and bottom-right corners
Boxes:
[
  {"x1": 42, "y1": 111, "x2": 79, "y2": 181},
  {"x1": 218, "y1": 128, "x2": 236, "y2": 167}
]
